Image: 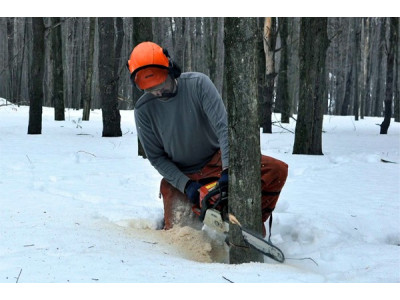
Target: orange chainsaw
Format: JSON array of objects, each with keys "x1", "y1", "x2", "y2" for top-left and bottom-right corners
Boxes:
[{"x1": 192, "y1": 181, "x2": 285, "y2": 263}]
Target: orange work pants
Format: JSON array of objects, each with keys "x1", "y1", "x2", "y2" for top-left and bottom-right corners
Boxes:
[{"x1": 159, "y1": 150, "x2": 288, "y2": 236}]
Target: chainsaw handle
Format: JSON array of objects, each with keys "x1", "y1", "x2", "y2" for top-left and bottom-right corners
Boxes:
[{"x1": 199, "y1": 184, "x2": 228, "y2": 222}]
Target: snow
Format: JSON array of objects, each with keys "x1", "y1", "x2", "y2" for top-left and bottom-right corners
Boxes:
[{"x1": 0, "y1": 98, "x2": 399, "y2": 290}]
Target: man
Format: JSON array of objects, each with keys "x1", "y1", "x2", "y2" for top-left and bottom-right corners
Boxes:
[{"x1": 127, "y1": 41, "x2": 288, "y2": 236}]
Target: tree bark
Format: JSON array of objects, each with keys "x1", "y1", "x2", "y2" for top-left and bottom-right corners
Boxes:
[
  {"x1": 225, "y1": 17, "x2": 263, "y2": 264},
  {"x1": 353, "y1": 18, "x2": 361, "y2": 121},
  {"x1": 374, "y1": 18, "x2": 386, "y2": 117},
  {"x1": 261, "y1": 17, "x2": 277, "y2": 133},
  {"x1": 293, "y1": 18, "x2": 329, "y2": 155},
  {"x1": 277, "y1": 17, "x2": 290, "y2": 123},
  {"x1": 98, "y1": 18, "x2": 122, "y2": 137},
  {"x1": 50, "y1": 17, "x2": 65, "y2": 121},
  {"x1": 82, "y1": 17, "x2": 96, "y2": 121},
  {"x1": 28, "y1": 17, "x2": 45, "y2": 135},
  {"x1": 380, "y1": 17, "x2": 398, "y2": 134},
  {"x1": 132, "y1": 17, "x2": 153, "y2": 157}
]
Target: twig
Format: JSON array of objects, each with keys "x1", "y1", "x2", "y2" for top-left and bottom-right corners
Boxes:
[
  {"x1": 142, "y1": 240, "x2": 158, "y2": 245},
  {"x1": 16, "y1": 268, "x2": 22, "y2": 283},
  {"x1": 76, "y1": 151, "x2": 96, "y2": 157},
  {"x1": 272, "y1": 122, "x2": 295, "y2": 134},
  {"x1": 222, "y1": 276, "x2": 234, "y2": 283},
  {"x1": 286, "y1": 257, "x2": 319, "y2": 266}
]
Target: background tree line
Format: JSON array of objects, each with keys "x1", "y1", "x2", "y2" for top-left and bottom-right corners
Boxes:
[{"x1": 0, "y1": 17, "x2": 398, "y2": 136}]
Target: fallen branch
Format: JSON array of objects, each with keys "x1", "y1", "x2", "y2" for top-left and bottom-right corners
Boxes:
[
  {"x1": 16, "y1": 268, "x2": 22, "y2": 283},
  {"x1": 222, "y1": 276, "x2": 234, "y2": 283},
  {"x1": 76, "y1": 151, "x2": 96, "y2": 157}
]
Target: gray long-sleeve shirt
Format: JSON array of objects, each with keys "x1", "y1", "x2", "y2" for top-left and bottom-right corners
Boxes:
[{"x1": 134, "y1": 72, "x2": 229, "y2": 193}]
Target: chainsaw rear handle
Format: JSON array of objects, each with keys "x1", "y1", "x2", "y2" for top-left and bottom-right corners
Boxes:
[{"x1": 199, "y1": 183, "x2": 228, "y2": 222}]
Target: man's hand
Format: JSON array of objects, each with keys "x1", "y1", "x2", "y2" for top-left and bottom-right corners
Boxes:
[
  {"x1": 218, "y1": 168, "x2": 228, "y2": 189},
  {"x1": 184, "y1": 180, "x2": 202, "y2": 204}
]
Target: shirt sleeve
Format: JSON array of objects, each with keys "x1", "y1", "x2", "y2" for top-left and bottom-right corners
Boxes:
[{"x1": 197, "y1": 74, "x2": 229, "y2": 169}]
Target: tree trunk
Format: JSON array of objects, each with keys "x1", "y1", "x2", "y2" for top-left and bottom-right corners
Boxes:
[
  {"x1": 380, "y1": 17, "x2": 398, "y2": 134},
  {"x1": 225, "y1": 17, "x2": 263, "y2": 264},
  {"x1": 277, "y1": 17, "x2": 290, "y2": 123},
  {"x1": 28, "y1": 17, "x2": 45, "y2": 135},
  {"x1": 98, "y1": 18, "x2": 122, "y2": 137},
  {"x1": 50, "y1": 17, "x2": 65, "y2": 121},
  {"x1": 395, "y1": 19, "x2": 400, "y2": 123},
  {"x1": 353, "y1": 18, "x2": 361, "y2": 121},
  {"x1": 374, "y1": 18, "x2": 386, "y2": 117},
  {"x1": 361, "y1": 17, "x2": 371, "y2": 119},
  {"x1": 341, "y1": 19, "x2": 353, "y2": 116},
  {"x1": 293, "y1": 18, "x2": 328, "y2": 155},
  {"x1": 261, "y1": 17, "x2": 277, "y2": 133},
  {"x1": 82, "y1": 17, "x2": 96, "y2": 121},
  {"x1": 132, "y1": 17, "x2": 153, "y2": 157}
]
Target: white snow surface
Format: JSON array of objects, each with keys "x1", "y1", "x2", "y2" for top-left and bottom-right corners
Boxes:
[{"x1": 1, "y1": 98, "x2": 399, "y2": 285}]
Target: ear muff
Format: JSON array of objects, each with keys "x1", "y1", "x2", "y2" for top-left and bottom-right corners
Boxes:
[{"x1": 163, "y1": 48, "x2": 181, "y2": 79}]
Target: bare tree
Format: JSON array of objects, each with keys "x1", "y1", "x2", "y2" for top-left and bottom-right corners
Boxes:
[
  {"x1": 225, "y1": 17, "x2": 263, "y2": 264},
  {"x1": 28, "y1": 18, "x2": 45, "y2": 135},
  {"x1": 261, "y1": 17, "x2": 277, "y2": 133},
  {"x1": 293, "y1": 18, "x2": 329, "y2": 155},
  {"x1": 98, "y1": 18, "x2": 122, "y2": 137},
  {"x1": 50, "y1": 17, "x2": 65, "y2": 121},
  {"x1": 380, "y1": 17, "x2": 398, "y2": 134},
  {"x1": 276, "y1": 17, "x2": 290, "y2": 123},
  {"x1": 82, "y1": 17, "x2": 96, "y2": 121}
]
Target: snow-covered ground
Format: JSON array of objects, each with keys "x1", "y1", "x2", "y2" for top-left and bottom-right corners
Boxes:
[{"x1": 1, "y1": 98, "x2": 399, "y2": 288}]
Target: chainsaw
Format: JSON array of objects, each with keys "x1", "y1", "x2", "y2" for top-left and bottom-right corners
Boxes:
[{"x1": 192, "y1": 181, "x2": 285, "y2": 263}]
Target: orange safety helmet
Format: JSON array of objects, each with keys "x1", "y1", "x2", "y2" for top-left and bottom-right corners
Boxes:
[{"x1": 127, "y1": 42, "x2": 170, "y2": 90}]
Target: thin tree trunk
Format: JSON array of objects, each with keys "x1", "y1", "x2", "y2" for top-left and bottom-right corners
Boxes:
[
  {"x1": 261, "y1": 17, "x2": 277, "y2": 133},
  {"x1": 374, "y1": 18, "x2": 386, "y2": 116},
  {"x1": 28, "y1": 18, "x2": 45, "y2": 135},
  {"x1": 293, "y1": 18, "x2": 329, "y2": 155},
  {"x1": 82, "y1": 17, "x2": 95, "y2": 121},
  {"x1": 277, "y1": 17, "x2": 290, "y2": 123},
  {"x1": 98, "y1": 17, "x2": 122, "y2": 137},
  {"x1": 380, "y1": 18, "x2": 398, "y2": 134},
  {"x1": 50, "y1": 17, "x2": 65, "y2": 121}
]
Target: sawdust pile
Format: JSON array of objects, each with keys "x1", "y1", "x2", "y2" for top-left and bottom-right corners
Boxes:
[{"x1": 160, "y1": 225, "x2": 228, "y2": 263}]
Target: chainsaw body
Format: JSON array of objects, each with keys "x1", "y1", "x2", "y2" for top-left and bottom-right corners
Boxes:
[{"x1": 191, "y1": 180, "x2": 285, "y2": 263}]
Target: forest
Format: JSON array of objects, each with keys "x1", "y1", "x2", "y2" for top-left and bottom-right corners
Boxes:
[{"x1": 0, "y1": 17, "x2": 399, "y2": 138}]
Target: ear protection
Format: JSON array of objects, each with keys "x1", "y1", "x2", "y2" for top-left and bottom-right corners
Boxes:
[{"x1": 162, "y1": 48, "x2": 182, "y2": 79}]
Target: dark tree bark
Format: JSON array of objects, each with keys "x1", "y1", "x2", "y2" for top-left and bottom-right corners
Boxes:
[
  {"x1": 98, "y1": 18, "x2": 122, "y2": 137},
  {"x1": 6, "y1": 18, "x2": 14, "y2": 101},
  {"x1": 132, "y1": 17, "x2": 153, "y2": 157},
  {"x1": 380, "y1": 17, "x2": 398, "y2": 134},
  {"x1": 293, "y1": 18, "x2": 329, "y2": 155},
  {"x1": 395, "y1": 18, "x2": 400, "y2": 123},
  {"x1": 82, "y1": 17, "x2": 96, "y2": 121},
  {"x1": 353, "y1": 18, "x2": 361, "y2": 121},
  {"x1": 225, "y1": 17, "x2": 263, "y2": 264},
  {"x1": 257, "y1": 18, "x2": 267, "y2": 127},
  {"x1": 374, "y1": 18, "x2": 386, "y2": 117},
  {"x1": 50, "y1": 17, "x2": 65, "y2": 121},
  {"x1": 28, "y1": 17, "x2": 45, "y2": 135},
  {"x1": 261, "y1": 17, "x2": 277, "y2": 133},
  {"x1": 276, "y1": 17, "x2": 290, "y2": 123}
]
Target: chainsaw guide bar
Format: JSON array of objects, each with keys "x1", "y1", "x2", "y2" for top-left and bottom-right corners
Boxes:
[{"x1": 197, "y1": 181, "x2": 285, "y2": 263}]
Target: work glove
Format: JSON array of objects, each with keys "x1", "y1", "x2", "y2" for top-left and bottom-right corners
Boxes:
[
  {"x1": 184, "y1": 180, "x2": 203, "y2": 204},
  {"x1": 218, "y1": 168, "x2": 228, "y2": 189}
]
